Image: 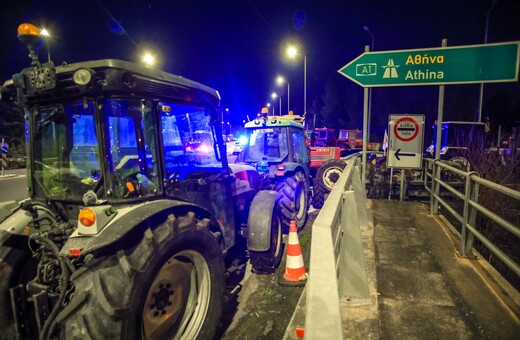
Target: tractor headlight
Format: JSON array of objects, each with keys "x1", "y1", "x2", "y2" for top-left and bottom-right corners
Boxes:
[{"x1": 73, "y1": 68, "x2": 93, "y2": 86}]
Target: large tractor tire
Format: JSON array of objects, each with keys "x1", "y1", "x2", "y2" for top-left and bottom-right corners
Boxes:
[
  {"x1": 313, "y1": 159, "x2": 347, "y2": 209},
  {"x1": 0, "y1": 241, "x2": 39, "y2": 339},
  {"x1": 59, "y1": 212, "x2": 225, "y2": 340},
  {"x1": 248, "y1": 191, "x2": 283, "y2": 274},
  {"x1": 274, "y1": 171, "x2": 309, "y2": 231}
]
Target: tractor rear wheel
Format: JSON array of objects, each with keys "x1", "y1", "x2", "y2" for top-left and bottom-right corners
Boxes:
[
  {"x1": 60, "y1": 212, "x2": 225, "y2": 340},
  {"x1": 313, "y1": 159, "x2": 347, "y2": 209}
]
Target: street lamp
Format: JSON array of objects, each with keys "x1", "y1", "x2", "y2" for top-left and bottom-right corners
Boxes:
[
  {"x1": 271, "y1": 93, "x2": 281, "y2": 116},
  {"x1": 477, "y1": 0, "x2": 499, "y2": 122},
  {"x1": 286, "y1": 46, "x2": 307, "y2": 115},
  {"x1": 142, "y1": 52, "x2": 156, "y2": 67},
  {"x1": 363, "y1": 26, "x2": 375, "y2": 140},
  {"x1": 276, "y1": 76, "x2": 289, "y2": 115},
  {"x1": 40, "y1": 27, "x2": 51, "y2": 62},
  {"x1": 266, "y1": 102, "x2": 273, "y2": 115}
]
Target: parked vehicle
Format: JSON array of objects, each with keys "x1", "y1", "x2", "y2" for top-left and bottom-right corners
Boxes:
[
  {"x1": 6, "y1": 155, "x2": 27, "y2": 169},
  {"x1": 0, "y1": 23, "x2": 283, "y2": 339},
  {"x1": 237, "y1": 110, "x2": 311, "y2": 232}
]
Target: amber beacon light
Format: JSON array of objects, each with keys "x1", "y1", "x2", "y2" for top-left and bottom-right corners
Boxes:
[{"x1": 17, "y1": 23, "x2": 41, "y2": 36}]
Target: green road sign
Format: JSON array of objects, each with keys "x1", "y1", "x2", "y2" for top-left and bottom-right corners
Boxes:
[{"x1": 338, "y1": 41, "x2": 520, "y2": 87}]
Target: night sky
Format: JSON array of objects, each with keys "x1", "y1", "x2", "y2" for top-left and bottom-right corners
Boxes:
[{"x1": 1, "y1": 0, "x2": 519, "y2": 139}]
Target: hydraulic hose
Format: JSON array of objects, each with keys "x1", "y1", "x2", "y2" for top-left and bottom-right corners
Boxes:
[{"x1": 29, "y1": 233, "x2": 72, "y2": 340}]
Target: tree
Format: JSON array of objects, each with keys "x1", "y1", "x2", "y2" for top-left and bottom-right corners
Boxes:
[{"x1": 320, "y1": 77, "x2": 361, "y2": 130}]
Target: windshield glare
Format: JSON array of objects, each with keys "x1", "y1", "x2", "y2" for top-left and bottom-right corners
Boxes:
[{"x1": 244, "y1": 127, "x2": 288, "y2": 162}]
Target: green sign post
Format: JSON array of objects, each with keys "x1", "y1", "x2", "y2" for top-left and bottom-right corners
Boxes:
[{"x1": 338, "y1": 41, "x2": 520, "y2": 87}]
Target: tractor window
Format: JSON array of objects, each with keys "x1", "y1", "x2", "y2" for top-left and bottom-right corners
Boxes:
[
  {"x1": 292, "y1": 130, "x2": 309, "y2": 165},
  {"x1": 245, "y1": 128, "x2": 289, "y2": 162},
  {"x1": 32, "y1": 101, "x2": 102, "y2": 200},
  {"x1": 103, "y1": 98, "x2": 159, "y2": 199},
  {"x1": 158, "y1": 102, "x2": 221, "y2": 180}
]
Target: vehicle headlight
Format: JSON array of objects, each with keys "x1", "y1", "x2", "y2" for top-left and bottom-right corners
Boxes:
[{"x1": 73, "y1": 68, "x2": 93, "y2": 86}]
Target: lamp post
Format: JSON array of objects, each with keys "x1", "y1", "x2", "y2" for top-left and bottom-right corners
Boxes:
[
  {"x1": 271, "y1": 93, "x2": 281, "y2": 115},
  {"x1": 363, "y1": 26, "x2": 374, "y2": 140},
  {"x1": 40, "y1": 28, "x2": 51, "y2": 62},
  {"x1": 276, "y1": 76, "x2": 289, "y2": 115},
  {"x1": 142, "y1": 52, "x2": 156, "y2": 67},
  {"x1": 477, "y1": 0, "x2": 499, "y2": 122},
  {"x1": 267, "y1": 102, "x2": 273, "y2": 115},
  {"x1": 286, "y1": 46, "x2": 306, "y2": 115}
]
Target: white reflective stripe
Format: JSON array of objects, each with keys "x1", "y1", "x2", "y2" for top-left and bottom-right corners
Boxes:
[
  {"x1": 287, "y1": 254, "x2": 305, "y2": 268},
  {"x1": 288, "y1": 232, "x2": 299, "y2": 245}
]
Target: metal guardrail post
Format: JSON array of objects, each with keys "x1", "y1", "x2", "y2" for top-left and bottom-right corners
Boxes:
[
  {"x1": 461, "y1": 171, "x2": 478, "y2": 255},
  {"x1": 465, "y1": 174, "x2": 479, "y2": 254},
  {"x1": 430, "y1": 161, "x2": 439, "y2": 214}
]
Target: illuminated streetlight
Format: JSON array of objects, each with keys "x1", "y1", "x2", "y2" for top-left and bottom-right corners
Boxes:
[
  {"x1": 275, "y1": 76, "x2": 289, "y2": 115},
  {"x1": 286, "y1": 45, "x2": 307, "y2": 115},
  {"x1": 40, "y1": 27, "x2": 51, "y2": 62},
  {"x1": 271, "y1": 93, "x2": 281, "y2": 115},
  {"x1": 142, "y1": 52, "x2": 156, "y2": 67},
  {"x1": 266, "y1": 102, "x2": 273, "y2": 115}
]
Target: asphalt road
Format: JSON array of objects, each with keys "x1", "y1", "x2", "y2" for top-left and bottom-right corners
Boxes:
[{"x1": 0, "y1": 168, "x2": 28, "y2": 202}]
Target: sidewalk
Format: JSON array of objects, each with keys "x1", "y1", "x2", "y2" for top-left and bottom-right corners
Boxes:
[{"x1": 285, "y1": 200, "x2": 519, "y2": 339}]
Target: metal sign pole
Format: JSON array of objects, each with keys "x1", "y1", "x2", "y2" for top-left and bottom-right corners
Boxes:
[
  {"x1": 433, "y1": 39, "x2": 448, "y2": 215},
  {"x1": 362, "y1": 45, "x2": 370, "y2": 185}
]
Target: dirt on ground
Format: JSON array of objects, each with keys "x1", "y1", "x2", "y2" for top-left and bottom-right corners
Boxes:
[{"x1": 216, "y1": 211, "x2": 317, "y2": 339}]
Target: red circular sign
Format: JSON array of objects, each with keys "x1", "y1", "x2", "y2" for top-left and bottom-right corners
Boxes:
[{"x1": 394, "y1": 117, "x2": 419, "y2": 142}]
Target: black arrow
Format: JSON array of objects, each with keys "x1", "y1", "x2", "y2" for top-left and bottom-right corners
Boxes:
[{"x1": 394, "y1": 148, "x2": 415, "y2": 161}]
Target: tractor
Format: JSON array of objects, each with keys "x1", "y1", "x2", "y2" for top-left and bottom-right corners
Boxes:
[
  {"x1": 236, "y1": 110, "x2": 311, "y2": 231},
  {"x1": 0, "y1": 23, "x2": 283, "y2": 339}
]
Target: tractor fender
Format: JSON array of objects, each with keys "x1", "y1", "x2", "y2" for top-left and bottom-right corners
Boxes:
[
  {"x1": 247, "y1": 190, "x2": 277, "y2": 252},
  {"x1": 60, "y1": 199, "x2": 225, "y2": 256}
]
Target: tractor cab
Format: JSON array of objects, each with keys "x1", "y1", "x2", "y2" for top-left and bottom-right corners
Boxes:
[{"x1": 238, "y1": 110, "x2": 309, "y2": 180}]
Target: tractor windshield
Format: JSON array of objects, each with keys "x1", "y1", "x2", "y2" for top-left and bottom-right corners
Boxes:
[
  {"x1": 32, "y1": 97, "x2": 162, "y2": 202},
  {"x1": 33, "y1": 101, "x2": 102, "y2": 200},
  {"x1": 244, "y1": 127, "x2": 288, "y2": 162}
]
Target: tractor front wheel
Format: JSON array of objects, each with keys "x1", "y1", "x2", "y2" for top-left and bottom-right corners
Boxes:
[
  {"x1": 275, "y1": 171, "x2": 309, "y2": 231},
  {"x1": 60, "y1": 212, "x2": 225, "y2": 340}
]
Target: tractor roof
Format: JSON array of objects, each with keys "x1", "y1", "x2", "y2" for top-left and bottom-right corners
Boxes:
[{"x1": 245, "y1": 114, "x2": 304, "y2": 129}]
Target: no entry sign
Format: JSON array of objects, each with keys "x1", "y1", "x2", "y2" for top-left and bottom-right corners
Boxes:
[
  {"x1": 394, "y1": 117, "x2": 419, "y2": 142},
  {"x1": 387, "y1": 114, "x2": 425, "y2": 168}
]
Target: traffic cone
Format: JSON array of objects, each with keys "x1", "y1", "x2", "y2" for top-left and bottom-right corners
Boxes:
[{"x1": 278, "y1": 220, "x2": 308, "y2": 287}]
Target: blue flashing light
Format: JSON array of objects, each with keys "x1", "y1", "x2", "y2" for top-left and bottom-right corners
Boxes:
[{"x1": 238, "y1": 135, "x2": 248, "y2": 145}]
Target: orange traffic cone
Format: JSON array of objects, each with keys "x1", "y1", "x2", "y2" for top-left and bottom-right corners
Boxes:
[{"x1": 278, "y1": 220, "x2": 308, "y2": 287}]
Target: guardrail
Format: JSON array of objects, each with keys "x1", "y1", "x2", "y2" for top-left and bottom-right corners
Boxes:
[
  {"x1": 424, "y1": 158, "x2": 520, "y2": 278},
  {"x1": 305, "y1": 156, "x2": 368, "y2": 339}
]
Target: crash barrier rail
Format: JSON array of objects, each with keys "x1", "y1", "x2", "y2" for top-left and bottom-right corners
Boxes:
[
  {"x1": 305, "y1": 155, "x2": 368, "y2": 339},
  {"x1": 423, "y1": 158, "x2": 520, "y2": 278}
]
